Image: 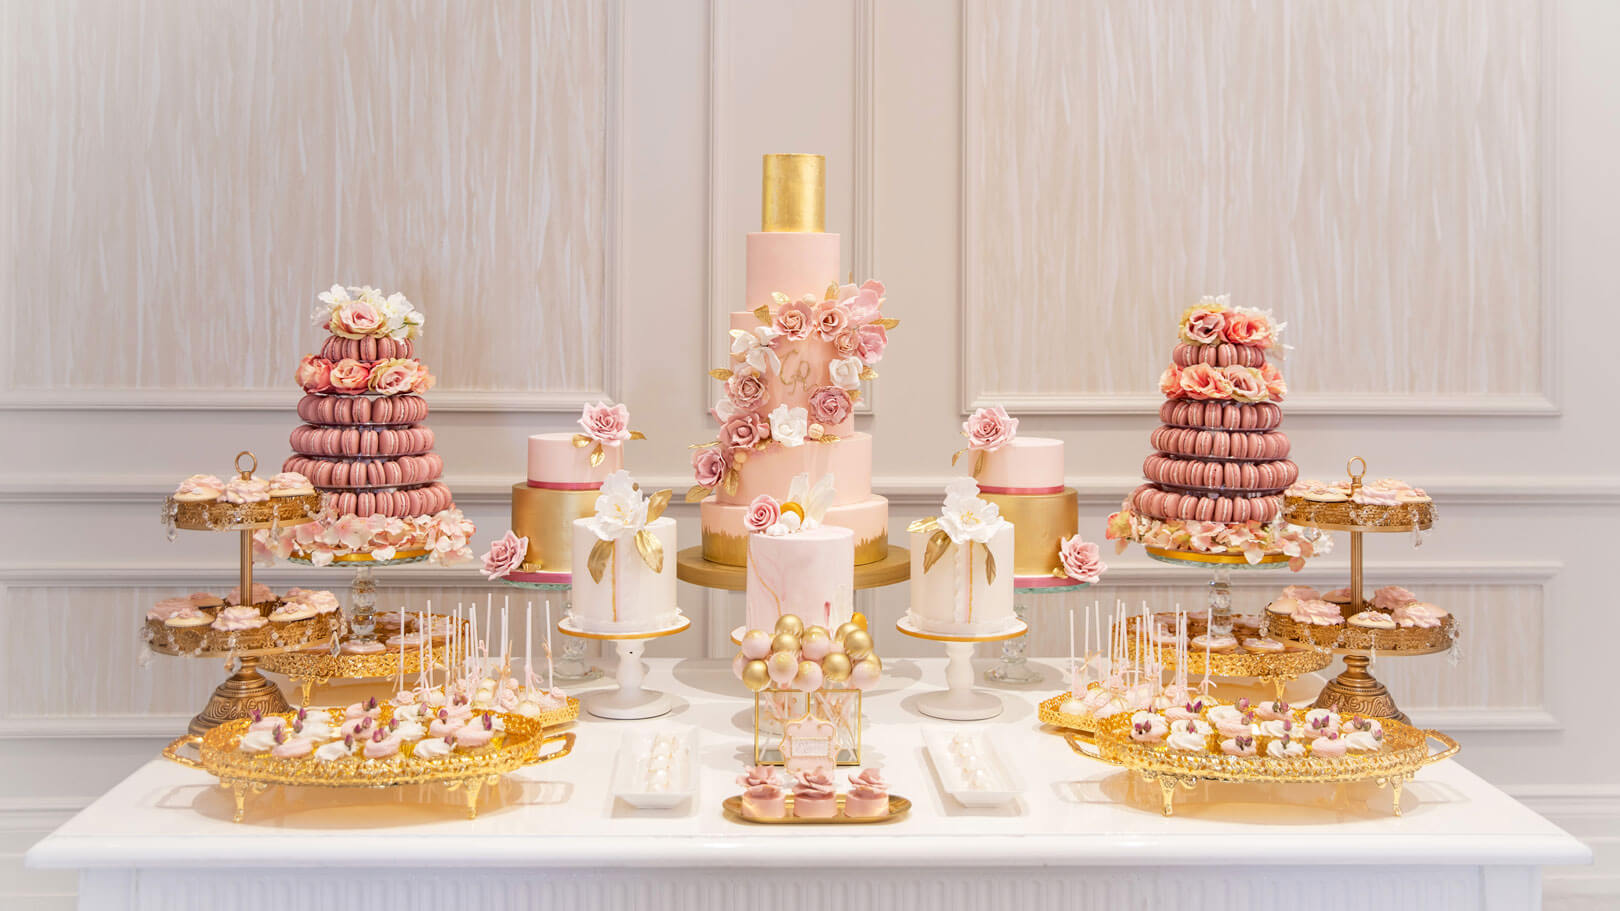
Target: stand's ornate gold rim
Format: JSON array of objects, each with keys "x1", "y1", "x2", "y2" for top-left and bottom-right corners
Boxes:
[
  {"x1": 894, "y1": 617, "x2": 1027, "y2": 644},
  {"x1": 1144, "y1": 547, "x2": 1292, "y2": 566},
  {"x1": 556, "y1": 615, "x2": 692, "y2": 641}
]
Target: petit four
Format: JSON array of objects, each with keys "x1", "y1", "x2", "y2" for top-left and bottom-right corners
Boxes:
[
  {"x1": 790, "y1": 768, "x2": 838, "y2": 818},
  {"x1": 844, "y1": 768, "x2": 890, "y2": 818}
]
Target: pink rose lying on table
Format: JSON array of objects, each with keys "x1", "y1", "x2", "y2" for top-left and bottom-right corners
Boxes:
[
  {"x1": 745, "y1": 495, "x2": 780, "y2": 534},
  {"x1": 578, "y1": 401, "x2": 632, "y2": 444},
  {"x1": 963, "y1": 404, "x2": 1018, "y2": 451}
]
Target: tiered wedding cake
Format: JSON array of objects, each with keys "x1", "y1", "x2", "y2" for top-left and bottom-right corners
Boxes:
[
  {"x1": 1106, "y1": 295, "x2": 1321, "y2": 567},
  {"x1": 259, "y1": 285, "x2": 473, "y2": 565},
  {"x1": 688, "y1": 154, "x2": 898, "y2": 567}
]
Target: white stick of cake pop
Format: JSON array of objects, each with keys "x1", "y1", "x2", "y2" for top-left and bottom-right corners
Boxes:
[
  {"x1": 1068, "y1": 608, "x2": 1076, "y2": 698},
  {"x1": 484, "y1": 594, "x2": 493, "y2": 678},
  {"x1": 398, "y1": 613, "x2": 405, "y2": 690},
  {"x1": 501, "y1": 597, "x2": 510, "y2": 678},
  {"x1": 545, "y1": 599, "x2": 555, "y2": 692},
  {"x1": 525, "y1": 601, "x2": 534, "y2": 690},
  {"x1": 1201, "y1": 622, "x2": 1212, "y2": 695}
]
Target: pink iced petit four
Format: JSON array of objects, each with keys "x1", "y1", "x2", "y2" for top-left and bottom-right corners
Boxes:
[
  {"x1": 737, "y1": 766, "x2": 786, "y2": 819},
  {"x1": 843, "y1": 768, "x2": 889, "y2": 818},
  {"x1": 791, "y1": 769, "x2": 838, "y2": 818}
]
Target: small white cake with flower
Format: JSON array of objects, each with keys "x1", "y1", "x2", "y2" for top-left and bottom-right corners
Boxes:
[
  {"x1": 906, "y1": 479, "x2": 1017, "y2": 636},
  {"x1": 569, "y1": 471, "x2": 680, "y2": 633},
  {"x1": 744, "y1": 473, "x2": 855, "y2": 633}
]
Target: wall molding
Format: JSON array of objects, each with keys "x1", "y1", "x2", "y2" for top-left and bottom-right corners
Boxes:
[{"x1": 956, "y1": 0, "x2": 1562, "y2": 419}]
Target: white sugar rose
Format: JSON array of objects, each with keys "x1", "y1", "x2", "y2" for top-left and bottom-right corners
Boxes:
[
  {"x1": 586, "y1": 470, "x2": 649, "y2": 541},
  {"x1": 768, "y1": 405, "x2": 808, "y2": 448},
  {"x1": 828, "y1": 356, "x2": 864, "y2": 391}
]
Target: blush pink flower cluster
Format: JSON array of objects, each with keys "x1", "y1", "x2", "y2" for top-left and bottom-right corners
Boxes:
[
  {"x1": 255, "y1": 506, "x2": 475, "y2": 567},
  {"x1": 1167, "y1": 363, "x2": 1281, "y2": 403},
  {"x1": 297, "y1": 357, "x2": 433, "y2": 395},
  {"x1": 1176, "y1": 297, "x2": 1282, "y2": 350}
]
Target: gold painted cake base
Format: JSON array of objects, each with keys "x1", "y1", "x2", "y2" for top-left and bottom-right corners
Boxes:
[
  {"x1": 1313, "y1": 654, "x2": 1408, "y2": 725},
  {"x1": 676, "y1": 544, "x2": 910, "y2": 592},
  {"x1": 188, "y1": 656, "x2": 291, "y2": 735}
]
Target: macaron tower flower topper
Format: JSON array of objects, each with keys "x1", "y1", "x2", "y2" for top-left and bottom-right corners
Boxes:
[
  {"x1": 312, "y1": 284, "x2": 425, "y2": 341},
  {"x1": 953, "y1": 405, "x2": 1017, "y2": 478},
  {"x1": 743, "y1": 473, "x2": 835, "y2": 537},
  {"x1": 572, "y1": 401, "x2": 646, "y2": 469},
  {"x1": 583, "y1": 471, "x2": 673, "y2": 583},
  {"x1": 908, "y1": 477, "x2": 1010, "y2": 583}
]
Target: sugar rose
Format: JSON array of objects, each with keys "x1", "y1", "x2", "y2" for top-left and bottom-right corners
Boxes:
[
  {"x1": 578, "y1": 401, "x2": 632, "y2": 444},
  {"x1": 727, "y1": 368, "x2": 767, "y2": 410},
  {"x1": 856, "y1": 323, "x2": 888, "y2": 364},
  {"x1": 808, "y1": 385, "x2": 853, "y2": 426},
  {"x1": 691, "y1": 447, "x2": 729, "y2": 489},
  {"x1": 480, "y1": 530, "x2": 528, "y2": 581},
  {"x1": 1058, "y1": 535, "x2": 1107, "y2": 583},
  {"x1": 812, "y1": 298, "x2": 851, "y2": 342},
  {"x1": 963, "y1": 405, "x2": 1018, "y2": 450},
  {"x1": 773, "y1": 299, "x2": 814, "y2": 341},
  {"x1": 328, "y1": 359, "x2": 372, "y2": 393},
  {"x1": 831, "y1": 327, "x2": 861, "y2": 358},
  {"x1": 745, "y1": 495, "x2": 781, "y2": 534},
  {"x1": 720, "y1": 412, "x2": 769, "y2": 451}
]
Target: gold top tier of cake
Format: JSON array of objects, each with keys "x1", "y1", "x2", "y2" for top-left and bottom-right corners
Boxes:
[{"x1": 761, "y1": 153, "x2": 825, "y2": 233}]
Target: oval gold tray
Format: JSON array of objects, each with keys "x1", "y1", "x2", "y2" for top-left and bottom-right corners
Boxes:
[{"x1": 722, "y1": 793, "x2": 910, "y2": 824}]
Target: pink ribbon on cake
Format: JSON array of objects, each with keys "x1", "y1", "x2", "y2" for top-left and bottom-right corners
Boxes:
[
  {"x1": 977, "y1": 484, "x2": 1064, "y2": 496},
  {"x1": 526, "y1": 480, "x2": 605, "y2": 491}
]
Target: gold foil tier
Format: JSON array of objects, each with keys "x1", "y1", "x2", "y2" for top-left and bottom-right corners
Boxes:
[
  {"x1": 761, "y1": 153, "x2": 825, "y2": 233},
  {"x1": 511, "y1": 484, "x2": 600, "y2": 573},
  {"x1": 702, "y1": 528, "x2": 888, "y2": 567},
  {"x1": 980, "y1": 488, "x2": 1079, "y2": 577}
]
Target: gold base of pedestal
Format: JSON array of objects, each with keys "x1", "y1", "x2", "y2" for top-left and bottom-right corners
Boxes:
[
  {"x1": 1311, "y1": 654, "x2": 1409, "y2": 725},
  {"x1": 187, "y1": 658, "x2": 291, "y2": 735}
]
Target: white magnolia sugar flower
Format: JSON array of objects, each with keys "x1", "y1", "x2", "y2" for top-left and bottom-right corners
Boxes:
[
  {"x1": 586, "y1": 470, "x2": 649, "y2": 541},
  {"x1": 938, "y1": 478, "x2": 1005, "y2": 544}
]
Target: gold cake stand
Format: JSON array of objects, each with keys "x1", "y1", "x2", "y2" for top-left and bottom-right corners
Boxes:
[
  {"x1": 1279, "y1": 458, "x2": 1443, "y2": 724},
  {"x1": 157, "y1": 451, "x2": 323, "y2": 735},
  {"x1": 1068, "y1": 710, "x2": 1458, "y2": 817},
  {"x1": 163, "y1": 706, "x2": 575, "y2": 821},
  {"x1": 675, "y1": 544, "x2": 910, "y2": 591}
]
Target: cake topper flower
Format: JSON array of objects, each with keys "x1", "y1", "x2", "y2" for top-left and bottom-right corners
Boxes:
[
  {"x1": 313, "y1": 285, "x2": 424, "y2": 340},
  {"x1": 953, "y1": 405, "x2": 1018, "y2": 477},
  {"x1": 908, "y1": 478, "x2": 1007, "y2": 581},
  {"x1": 571, "y1": 402, "x2": 646, "y2": 468},
  {"x1": 584, "y1": 470, "x2": 673, "y2": 582},
  {"x1": 744, "y1": 495, "x2": 781, "y2": 534},
  {"x1": 480, "y1": 530, "x2": 529, "y2": 580},
  {"x1": 766, "y1": 473, "x2": 835, "y2": 536}
]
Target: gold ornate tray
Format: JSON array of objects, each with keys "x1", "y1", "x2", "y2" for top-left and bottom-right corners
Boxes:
[
  {"x1": 1037, "y1": 685, "x2": 1114, "y2": 736},
  {"x1": 721, "y1": 793, "x2": 910, "y2": 824},
  {"x1": 1068, "y1": 710, "x2": 1457, "y2": 817},
  {"x1": 165, "y1": 493, "x2": 322, "y2": 532},
  {"x1": 1282, "y1": 496, "x2": 1435, "y2": 534},
  {"x1": 144, "y1": 605, "x2": 342, "y2": 658},
  {"x1": 1268, "y1": 611, "x2": 1456, "y2": 654},
  {"x1": 1123, "y1": 618, "x2": 1331, "y2": 701},
  {"x1": 163, "y1": 706, "x2": 575, "y2": 821}
]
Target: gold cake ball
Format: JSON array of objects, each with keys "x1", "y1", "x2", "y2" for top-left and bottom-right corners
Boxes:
[
  {"x1": 771, "y1": 632, "x2": 801, "y2": 656},
  {"x1": 774, "y1": 614, "x2": 804, "y2": 637},
  {"x1": 741, "y1": 659, "x2": 771, "y2": 692},
  {"x1": 843, "y1": 629, "x2": 873, "y2": 661},
  {"x1": 821, "y1": 651, "x2": 853, "y2": 684},
  {"x1": 833, "y1": 622, "x2": 862, "y2": 644}
]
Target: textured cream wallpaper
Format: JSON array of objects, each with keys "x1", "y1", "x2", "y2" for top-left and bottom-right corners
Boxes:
[
  {"x1": 964, "y1": 0, "x2": 1543, "y2": 402},
  {"x1": 3, "y1": 0, "x2": 608, "y2": 393}
]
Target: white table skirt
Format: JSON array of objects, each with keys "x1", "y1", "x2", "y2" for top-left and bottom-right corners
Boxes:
[{"x1": 28, "y1": 657, "x2": 1590, "y2": 911}]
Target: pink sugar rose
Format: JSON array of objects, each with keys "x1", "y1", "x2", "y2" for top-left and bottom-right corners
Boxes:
[
  {"x1": 808, "y1": 385, "x2": 853, "y2": 426},
  {"x1": 1058, "y1": 535, "x2": 1107, "y2": 583},
  {"x1": 691, "y1": 447, "x2": 730, "y2": 489},
  {"x1": 1223, "y1": 310, "x2": 1277, "y2": 348},
  {"x1": 839, "y1": 280, "x2": 885, "y2": 326},
  {"x1": 773, "y1": 299, "x2": 814, "y2": 341},
  {"x1": 296, "y1": 355, "x2": 334, "y2": 393},
  {"x1": 368, "y1": 358, "x2": 418, "y2": 396},
  {"x1": 720, "y1": 412, "x2": 769, "y2": 451},
  {"x1": 726, "y1": 368, "x2": 767, "y2": 410},
  {"x1": 745, "y1": 495, "x2": 781, "y2": 534},
  {"x1": 1223, "y1": 365, "x2": 1268, "y2": 403},
  {"x1": 1180, "y1": 307, "x2": 1227, "y2": 346},
  {"x1": 579, "y1": 401, "x2": 631, "y2": 444},
  {"x1": 963, "y1": 404, "x2": 1018, "y2": 451},
  {"x1": 333, "y1": 299, "x2": 385, "y2": 338},
  {"x1": 1260, "y1": 362, "x2": 1287, "y2": 401},
  {"x1": 328, "y1": 358, "x2": 372, "y2": 393},
  {"x1": 812, "y1": 298, "x2": 851, "y2": 341},
  {"x1": 1178, "y1": 363, "x2": 1233, "y2": 400},
  {"x1": 1159, "y1": 364, "x2": 1183, "y2": 398},
  {"x1": 479, "y1": 530, "x2": 528, "y2": 581},
  {"x1": 831, "y1": 327, "x2": 861, "y2": 358},
  {"x1": 856, "y1": 323, "x2": 888, "y2": 364}
]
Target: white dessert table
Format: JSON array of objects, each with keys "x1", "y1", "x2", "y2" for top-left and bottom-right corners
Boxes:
[{"x1": 27, "y1": 658, "x2": 1589, "y2": 911}]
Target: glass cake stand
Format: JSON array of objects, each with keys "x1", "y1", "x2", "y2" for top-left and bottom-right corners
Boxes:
[
  {"x1": 495, "y1": 577, "x2": 602, "y2": 682},
  {"x1": 1144, "y1": 547, "x2": 1292, "y2": 637},
  {"x1": 985, "y1": 580, "x2": 1091, "y2": 685},
  {"x1": 287, "y1": 551, "x2": 429, "y2": 642}
]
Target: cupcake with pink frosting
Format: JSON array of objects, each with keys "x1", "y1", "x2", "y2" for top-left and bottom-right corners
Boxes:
[{"x1": 173, "y1": 475, "x2": 226, "y2": 502}]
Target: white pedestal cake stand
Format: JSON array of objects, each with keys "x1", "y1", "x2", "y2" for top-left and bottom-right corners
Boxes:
[
  {"x1": 896, "y1": 616, "x2": 1027, "y2": 721},
  {"x1": 557, "y1": 615, "x2": 690, "y2": 720}
]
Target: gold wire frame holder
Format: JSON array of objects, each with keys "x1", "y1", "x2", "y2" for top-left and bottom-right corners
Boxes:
[
  {"x1": 752, "y1": 687, "x2": 862, "y2": 767},
  {"x1": 162, "y1": 706, "x2": 575, "y2": 822},
  {"x1": 1067, "y1": 710, "x2": 1458, "y2": 818}
]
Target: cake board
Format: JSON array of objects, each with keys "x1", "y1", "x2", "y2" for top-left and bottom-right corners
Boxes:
[
  {"x1": 557, "y1": 616, "x2": 690, "y2": 720},
  {"x1": 896, "y1": 617, "x2": 1027, "y2": 721}
]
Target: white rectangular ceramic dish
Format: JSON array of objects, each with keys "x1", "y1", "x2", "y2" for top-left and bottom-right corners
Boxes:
[
  {"x1": 613, "y1": 726, "x2": 699, "y2": 809},
  {"x1": 922, "y1": 726, "x2": 1022, "y2": 807}
]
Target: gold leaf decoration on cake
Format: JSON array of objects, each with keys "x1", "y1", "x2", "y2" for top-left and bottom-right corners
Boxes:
[
  {"x1": 588, "y1": 446, "x2": 605, "y2": 468},
  {"x1": 634, "y1": 529, "x2": 664, "y2": 574},
  {"x1": 984, "y1": 547, "x2": 998, "y2": 586},
  {"x1": 587, "y1": 538, "x2": 615, "y2": 584},
  {"x1": 878, "y1": 318, "x2": 900, "y2": 330},
  {"x1": 684, "y1": 485, "x2": 711, "y2": 503},
  {"x1": 754, "y1": 304, "x2": 774, "y2": 325},
  {"x1": 848, "y1": 390, "x2": 862, "y2": 404},
  {"x1": 971, "y1": 450, "x2": 987, "y2": 477},
  {"x1": 628, "y1": 431, "x2": 647, "y2": 441},
  {"x1": 709, "y1": 368, "x2": 734, "y2": 381},
  {"x1": 772, "y1": 291, "x2": 792, "y2": 307},
  {"x1": 858, "y1": 366, "x2": 877, "y2": 381},
  {"x1": 1052, "y1": 566, "x2": 1069, "y2": 578},
  {"x1": 571, "y1": 434, "x2": 592, "y2": 448},
  {"x1": 922, "y1": 529, "x2": 953, "y2": 573},
  {"x1": 689, "y1": 441, "x2": 719, "y2": 450},
  {"x1": 645, "y1": 488, "x2": 673, "y2": 523},
  {"x1": 722, "y1": 469, "x2": 740, "y2": 496},
  {"x1": 907, "y1": 517, "x2": 938, "y2": 534},
  {"x1": 950, "y1": 448, "x2": 966, "y2": 467},
  {"x1": 824, "y1": 282, "x2": 840, "y2": 301}
]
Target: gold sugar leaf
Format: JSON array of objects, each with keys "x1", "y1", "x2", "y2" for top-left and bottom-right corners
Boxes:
[
  {"x1": 645, "y1": 488, "x2": 673, "y2": 523},
  {"x1": 587, "y1": 538, "x2": 615, "y2": 584},
  {"x1": 824, "y1": 282, "x2": 840, "y2": 301},
  {"x1": 589, "y1": 446, "x2": 605, "y2": 468},
  {"x1": 1052, "y1": 566, "x2": 1068, "y2": 578},
  {"x1": 572, "y1": 434, "x2": 592, "y2": 448},
  {"x1": 878, "y1": 318, "x2": 900, "y2": 330},
  {"x1": 723, "y1": 469, "x2": 740, "y2": 496},
  {"x1": 922, "y1": 530, "x2": 953, "y2": 573},
  {"x1": 848, "y1": 390, "x2": 862, "y2": 403},
  {"x1": 972, "y1": 450, "x2": 987, "y2": 478},
  {"x1": 984, "y1": 547, "x2": 997, "y2": 586},
  {"x1": 684, "y1": 485, "x2": 712, "y2": 503},
  {"x1": 689, "y1": 441, "x2": 719, "y2": 450},
  {"x1": 906, "y1": 516, "x2": 939, "y2": 534},
  {"x1": 772, "y1": 292, "x2": 792, "y2": 307},
  {"x1": 754, "y1": 304, "x2": 774, "y2": 325},
  {"x1": 627, "y1": 430, "x2": 647, "y2": 441},
  {"x1": 635, "y1": 528, "x2": 664, "y2": 574},
  {"x1": 709, "y1": 368, "x2": 734, "y2": 381},
  {"x1": 858, "y1": 366, "x2": 878, "y2": 381},
  {"x1": 817, "y1": 434, "x2": 840, "y2": 444},
  {"x1": 950, "y1": 448, "x2": 964, "y2": 467}
]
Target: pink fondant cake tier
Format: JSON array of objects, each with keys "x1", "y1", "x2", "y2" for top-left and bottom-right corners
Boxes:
[
  {"x1": 701, "y1": 495, "x2": 889, "y2": 566},
  {"x1": 726, "y1": 311, "x2": 854, "y2": 437},
  {"x1": 290, "y1": 424, "x2": 435, "y2": 459},
  {"x1": 319, "y1": 337, "x2": 415, "y2": 362},
  {"x1": 976, "y1": 437, "x2": 1064, "y2": 493},
  {"x1": 744, "y1": 231, "x2": 841, "y2": 311},
  {"x1": 745, "y1": 525, "x2": 855, "y2": 632},
  {"x1": 1171, "y1": 342, "x2": 1266, "y2": 369},
  {"x1": 324, "y1": 482, "x2": 454, "y2": 518},
  {"x1": 716, "y1": 433, "x2": 874, "y2": 506},
  {"x1": 297, "y1": 393, "x2": 429, "y2": 427},
  {"x1": 282, "y1": 453, "x2": 444, "y2": 489},
  {"x1": 1129, "y1": 484, "x2": 1281, "y2": 524},
  {"x1": 1149, "y1": 426, "x2": 1292, "y2": 461},
  {"x1": 1141, "y1": 454, "x2": 1298, "y2": 493},
  {"x1": 526, "y1": 432, "x2": 621, "y2": 488},
  {"x1": 1159, "y1": 400, "x2": 1283, "y2": 432}
]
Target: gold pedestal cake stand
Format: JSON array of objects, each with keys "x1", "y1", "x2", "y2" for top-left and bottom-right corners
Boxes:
[
  {"x1": 156, "y1": 452, "x2": 324, "y2": 735},
  {"x1": 1278, "y1": 458, "x2": 1444, "y2": 724}
]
